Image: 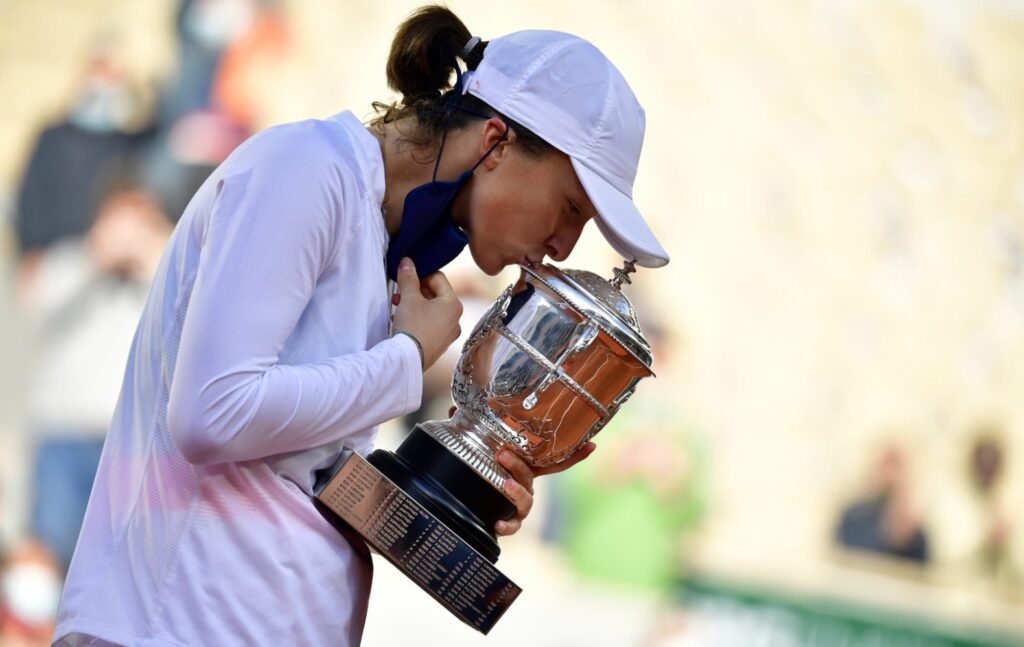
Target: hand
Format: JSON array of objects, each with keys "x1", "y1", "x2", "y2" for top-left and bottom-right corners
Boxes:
[
  {"x1": 391, "y1": 257, "x2": 462, "y2": 371},
  {"x1": 442, "y1": 412, "x2": 597, "y2": 538},
  {"x1": 495, "y1": 440, "x2": 597, "y2": 537}
]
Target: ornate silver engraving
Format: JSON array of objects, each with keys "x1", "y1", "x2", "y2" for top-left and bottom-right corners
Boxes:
[
  {"x1": 420, "y1": 420, "x2": 510, "y2": 492},
  {"x1": 497, "y1": 324, "x2": 611, "y2": 420},
  {"x1": 431, "y1": 262, "x2": 654, "y2": 495}
]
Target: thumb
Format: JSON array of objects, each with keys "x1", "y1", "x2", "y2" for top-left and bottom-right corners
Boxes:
[{"x1": 396, "y1": 257, "x2": 419, "y2": 294}]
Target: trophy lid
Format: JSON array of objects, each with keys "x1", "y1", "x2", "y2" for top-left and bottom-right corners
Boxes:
[{"x1": 522, "y1": 260, "x2": 654, "y2": 371}]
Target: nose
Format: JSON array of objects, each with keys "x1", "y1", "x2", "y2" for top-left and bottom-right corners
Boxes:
[{"x1": 544, "y1": 219, "x2": 587, "y2": 262}]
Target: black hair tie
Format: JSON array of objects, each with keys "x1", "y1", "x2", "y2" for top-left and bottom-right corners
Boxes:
[{"x1": 460, "y1": 36, "x2": 486, "y2": 70}]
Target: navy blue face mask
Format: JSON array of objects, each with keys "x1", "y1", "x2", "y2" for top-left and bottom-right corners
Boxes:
[{"x1": 384, "y1": 90, "x2": 508, "y2": 281}]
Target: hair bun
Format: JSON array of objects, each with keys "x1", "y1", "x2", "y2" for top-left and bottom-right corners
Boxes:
[{"x1": 386, "y1": 6, "x2": 473, "y2": 100}]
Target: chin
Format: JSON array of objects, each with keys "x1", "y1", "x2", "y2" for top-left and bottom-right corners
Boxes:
[{"x1": 469, "y1": 245, "x2": 503, "y2": 276}]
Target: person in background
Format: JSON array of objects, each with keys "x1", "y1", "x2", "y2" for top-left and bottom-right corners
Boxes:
[
  {"x1": 932, "y1": 426, "x2": 1023, "y2": 594},
  {"x1": 0, "y1": 541, "x2": 62, "y2": 646},
  {"x1": 142, "y1": 0, "x2": 285, "y2": 223},
  {"x1": 22, "y1": 182, "x2": 171, "y2": 573},
  {"x1": 835, "y1": 442, "x2": 929, "y2": 564},
  {"x1": 14, "y1": 43, "x2": 154, "y2": 297},
  {"x1": 555, "y1": 324, "x2": 707, "y2": 593}
]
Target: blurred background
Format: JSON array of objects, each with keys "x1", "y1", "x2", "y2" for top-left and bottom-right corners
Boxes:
[{"x1": 1, "y1": 0, "x2": 1023, "y2": 645}]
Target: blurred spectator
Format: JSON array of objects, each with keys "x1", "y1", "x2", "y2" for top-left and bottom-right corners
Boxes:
[
  {"x1": 14, "y1": 43, "x2": 155, "y2": 296},
  {"x1": 835, "y1": 443, "x2": 930, "y2": 563},
  {"x1": 142, "y1": 0, "x2": 287, "y2": 221},
  {"x1": 159, "y1": 0, "x2": 259, "y2": 124},
  {"x1": 932, "y1": 427, "x2": 1024, "y2": 593},
  {"x1": 559, "y1": 419, "x2": 706, "y2": 593},
  {"x1": 11, "y1": 0, "x2": 282, "y2": 579},
  {"x1": 21, "y1": 182, "x2": 170, "y2": 572},
  {"x1": 0, "y1": 542, "x2": 62, "y2": 646},
  {"x1": 554, "y1": 325, "x2": 708, "y2": 593},
  {"x1": 211, "y1": 0, "x2": 289, "y2": 129}
]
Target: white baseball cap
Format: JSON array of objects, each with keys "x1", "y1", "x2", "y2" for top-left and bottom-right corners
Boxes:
[{"x1": 461, "y1": 30, "x2": 669, "y2": 268}]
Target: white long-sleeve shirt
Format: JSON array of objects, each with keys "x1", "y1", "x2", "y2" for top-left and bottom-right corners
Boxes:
[{"x1": 53, "y1": 111, "x2": 423, "y2": 647}]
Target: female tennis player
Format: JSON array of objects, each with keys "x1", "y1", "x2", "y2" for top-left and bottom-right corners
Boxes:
[{"x1": 53, "y1": 6, "x2": 668, "y2": 645}]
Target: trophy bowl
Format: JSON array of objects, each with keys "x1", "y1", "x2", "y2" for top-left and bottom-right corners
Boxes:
[{"x1": 367, "y1": 261, "x2": 654, "y2": 560}]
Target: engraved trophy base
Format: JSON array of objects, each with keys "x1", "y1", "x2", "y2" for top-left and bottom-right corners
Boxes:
[
  {"x1": 313, "y1": 428, "x2": 521, "y2": 634},
  {"x1": 369, "y1": 423, "x2": 516, "y2": 561}
]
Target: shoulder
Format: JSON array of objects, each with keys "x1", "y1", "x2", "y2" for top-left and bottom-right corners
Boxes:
[
  {"x1": 207, "y1": 114, "x2": 381, "y2": 248},
  {"x1": 228, "y1": 119, "x2": 346, "y2": 179},
  {"x1": 231, "y1": 115, "x2": 374, "y2": 182}
]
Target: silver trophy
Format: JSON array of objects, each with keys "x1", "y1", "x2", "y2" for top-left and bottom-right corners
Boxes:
[{"x1": 314, "y1": 260, "x2": 655, "y2": 633}]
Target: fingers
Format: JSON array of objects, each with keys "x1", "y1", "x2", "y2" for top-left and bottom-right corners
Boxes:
[
  {"x1": 390, "y1": 260, "x2": 462, "y2": 371},
  {"x1": 533, "y1": 441, "x2": 597, "y2": 477},
  {"x1": 496, "y1": 477, "x2": 533, "y2": 536},
  {"x1": 498, "y1": 450, "x2": 535, "y2": 494},
  {"x1": 495, "y1": 518, "x2": 520, "y2": 536},
  {"x1": 421, "y1": 271, "x2": 456, "y2": 299},
  {"x1": 395, "y1": 257, "x2": 419, "y2": 295},
  {"x1": 565, "y1": 441, "x2": 598, "y2": 468},
  {"x1": 495, "y1": 450, "x2": 535, "y2": 537},
  {"x1": 491, "y1": 445, "x2": 596, "y2": 538}
]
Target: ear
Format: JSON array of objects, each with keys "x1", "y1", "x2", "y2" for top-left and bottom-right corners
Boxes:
[{"x1": 478, "y1": 117, "x2": 516, "y2": 170}]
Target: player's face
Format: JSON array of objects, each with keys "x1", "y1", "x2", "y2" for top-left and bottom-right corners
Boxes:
[{"x1": 454, "y1": 120, "x2": 595, "y2": 275}]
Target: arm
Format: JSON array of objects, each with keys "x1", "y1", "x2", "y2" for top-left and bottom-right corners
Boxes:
[{"x1": 168, "y1": 130, "x2": 422, "y2": 465}]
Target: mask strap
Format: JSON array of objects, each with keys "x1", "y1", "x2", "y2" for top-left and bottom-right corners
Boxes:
[
  {"x1": 429, "y1": 61, "x2": 510, "y2": 186},
  {"x1": 429, "y1": 61, "x2": 466, "y2": 186},
  {"x1": 468, "y1": 121, "x2": 508, "y2": 173},
  {"x1": 431, "y1": 117, "x2": 452, "y2": 187}
]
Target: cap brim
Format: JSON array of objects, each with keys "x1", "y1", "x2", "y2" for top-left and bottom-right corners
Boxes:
[{"x1": 571, "y1": 159, "x2": 669, "y2": 268}]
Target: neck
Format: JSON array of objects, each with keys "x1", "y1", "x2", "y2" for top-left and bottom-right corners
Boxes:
[{"x1": 370, "y1": 118, "x2": 478, "y2": 236}]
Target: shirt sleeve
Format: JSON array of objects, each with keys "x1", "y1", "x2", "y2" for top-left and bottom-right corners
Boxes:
[{"x1": 167, "y1": 128, "x2": 422, "y2": 465}]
